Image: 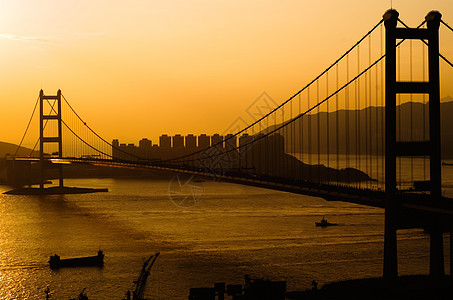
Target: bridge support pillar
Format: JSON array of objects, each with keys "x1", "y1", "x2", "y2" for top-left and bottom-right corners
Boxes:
[
  {"x1": 450, "y1": 232, "x2": 453, "y2": 280},
  {"x1": 429, "y1": 230, "x2": 445, "y2": 279},
  {"x1": 384, "y1": 9, "x2": 445, "y2": 281},
  {"x1": 383, "y1": 210, "x2": 398, "y2": 280},
  {"x1": 383, "y1": 9, "x2": 399, "y2": 281}
]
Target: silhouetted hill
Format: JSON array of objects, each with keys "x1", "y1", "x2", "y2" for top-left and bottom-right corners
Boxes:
[
  {"x1": 0, "y1": 141, "x2": 40, "y2": 158},
  {"x1": 262, "y1": 99, "x2": 453, "y2": 158}
]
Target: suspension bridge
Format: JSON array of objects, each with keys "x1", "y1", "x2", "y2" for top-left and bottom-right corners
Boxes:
[{"x1": 4, "y1": 9, "x2": 453, "y2": 283}]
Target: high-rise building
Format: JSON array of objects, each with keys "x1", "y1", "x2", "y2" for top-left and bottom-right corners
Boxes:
[
  {"x1": 198, "y1": 134, "x2": 210, "y2": 149},
  {"x1": 159, "y1": 134, "x2": 171, "y2": 148},
  {"x1": 239, "y1": 133, "x2": 254, "y2": 170},
  {"x1": 239, "y1": 133, "x2": 253, "y2": 148},
  {"x1": 224, "y1": 134, "x2": 237, "y2": 150},
  {"x1": 173, "y1": 134, "x2": 184, "y2": 148},
  {"x1": 185, "y1": 134, "x2": 197, "y2": 149},
  {"x1": 211, "y1": 134, "x2": 223, "y2": 148},
  {"x1": 112, "y1": 139, "x2": 120, "y2": 160},
  {"x1": 139, "y1": 138, "x2": 152, "y2": 149}
]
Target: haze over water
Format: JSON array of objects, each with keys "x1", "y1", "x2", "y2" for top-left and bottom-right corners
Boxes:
[{"x1": 1, "y1": 159, "x2": 451, "y2": 299}]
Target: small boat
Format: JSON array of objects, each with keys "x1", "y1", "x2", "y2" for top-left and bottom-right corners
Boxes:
[
  {"x1": 315, "y1": 216, "x2": 337, "y2": 227},
  {"x1": 49, "y1": 250, "x2": 104, "y2": 269}
]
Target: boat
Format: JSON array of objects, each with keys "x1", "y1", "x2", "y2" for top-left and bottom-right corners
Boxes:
[
  {"x1": 315, "y1": 216, "x2": 337, "y2": 227},
  {"x1": 49, "y1": 250, "x2": 104, "y2": 269}
]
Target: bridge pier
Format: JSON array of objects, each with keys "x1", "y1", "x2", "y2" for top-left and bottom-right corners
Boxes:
[
  {"x1": 451, "y1": 232, "x2": 453, "y2": 280},
  {"x1": 429, "y1": 230, "x2": 445, "y2": 279},
  {"x1": 383, "y1": 200, "x2": 398, "y2": 280}
]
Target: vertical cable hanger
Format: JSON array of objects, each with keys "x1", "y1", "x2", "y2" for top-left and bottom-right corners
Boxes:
[
  {"x1": 299, "y1": 93, "x2": 302, "y2": 182},
  {"x1": 368, "y1": 34, "x2": 373, "y2": 189},
  {"x1": 291, "y1": 94, "x2": 295, "y2": 181},
  {"x1": 397, "y1": 43, "x2": 401, "y2": 189},
  {"x1": 326, "y1": 71, "x2": 330, "y2": 180},
  {"x1": 336, "y1": 63, "x2": 340, "y2": 184},
  {"x1": 346, "y1": 54, "x2": 350, "y2": 183},
  {"x1": 364, "y1": 71, "x2": 369, "y2": 189},
  {"x1": 381, "y1": 22, "x2": 385, "y2": 189},
  {"x1": 410, "y1": 39, "x2": 414, "y2": 185},
  {"x1": 422, "y1": 34, "x2": 427, "y2": 186},
  {"x1": 357, "y1": 44, "x2": 361, "y2": 188},
  {"x1": 308, "y1": 86, "x2": 312, "y2": 181},
  {"x1": 317, "y1": 79, "x2": 321, "y2": 183}
]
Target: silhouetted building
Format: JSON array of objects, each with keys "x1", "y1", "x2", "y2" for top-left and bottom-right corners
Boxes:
[
  {"x1": 211, "y1": 134, "x2": 223, "y2": 149},
  {"x1": 185, "y1": 134, "x2": 197, "y2": 149},
  {"x1": 112, "y1": 139, "x2": 120, "y2": 160},
  {"x1": 239, "y1": 133, "x2": 254, "y2": 170},
  {"x1": 159, "y1": 134, "x2": 171, "y2": 148},
  {"x1": 224, "y1": 134, "x2": 237, "y2": 151},
  {"x1": 198, "y1": 134, "x2": 210, "y2": 150},
  {"x1": 173, "y1": 134, "x2": 184, "y2": 148},
  {"x1": 139, "y1": 138, "x2": 152, "y2": 149}
]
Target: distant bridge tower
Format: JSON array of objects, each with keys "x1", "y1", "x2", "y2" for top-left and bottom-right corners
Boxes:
[
  {"x1": 39, "y1": 89, "x2": 63, "y2": 188},
  {"x1": 384, "y1": 10, "x2": 444, "y2": 280}
]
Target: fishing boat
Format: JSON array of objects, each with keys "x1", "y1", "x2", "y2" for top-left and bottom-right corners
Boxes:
[
  {"x1": 315, "y1": 216, "x2": 337, "y2": 227},
  {"x1": 49, "y1": 250, "x2": 104, "y2": 269}
]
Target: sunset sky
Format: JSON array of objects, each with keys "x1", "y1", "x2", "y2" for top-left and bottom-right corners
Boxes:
[{"x1": 1, "y1": 0, "x2": 453, "y2": 146}]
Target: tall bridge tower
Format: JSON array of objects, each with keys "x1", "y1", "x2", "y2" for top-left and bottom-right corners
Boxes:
[
  {"x1": 39, "y1": 89, "x2": 63, "y2": 188},
  {"x1": 383, "y1": 10, "x2": 445, "y2": 280}
]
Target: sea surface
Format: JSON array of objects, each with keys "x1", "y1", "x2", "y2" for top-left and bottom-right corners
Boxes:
[{"x1": 0, "y1": 157, "x2": 451, "y2": 299}]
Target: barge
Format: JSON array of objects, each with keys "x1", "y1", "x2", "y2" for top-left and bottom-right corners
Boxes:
[{"x1": 49, "y1": 250, "x2": 104, "y2": 269}]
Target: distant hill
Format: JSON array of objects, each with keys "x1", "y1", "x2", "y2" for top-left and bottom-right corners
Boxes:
[
  {"x1": 0, "y1": 141, "x2": 40, "y2": 158},
  {"x1": 261, "y1": 100, "x2": 453, "y2": 158}
]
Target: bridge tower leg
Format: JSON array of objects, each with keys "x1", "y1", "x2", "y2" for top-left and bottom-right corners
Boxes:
[
  {"x1": 39, "y1": 89, "x2": 64, "y2": 189},
  {"x1": 383, "y1": 10, "x2": 444, "y2": 280},
  {"x1": 426, "y1": 12, "x2": 445, "y2": 281},
  {"x1": 383, "y1": 9, "x2": 399, "y2": 281}
]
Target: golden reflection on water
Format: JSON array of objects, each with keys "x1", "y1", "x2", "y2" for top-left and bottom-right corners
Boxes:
[{"x1": 0, "y1": 178, "x2": 448, "y2": 299}]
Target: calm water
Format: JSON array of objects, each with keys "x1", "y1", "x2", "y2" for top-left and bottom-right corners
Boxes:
[{"x1": 0, "y1": 163, "x2": 451, "y2": 299}]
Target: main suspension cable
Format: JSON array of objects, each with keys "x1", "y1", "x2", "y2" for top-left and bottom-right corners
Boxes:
[
  {"x1": 61, "y1": 94, "x2": 144, "y2": 160},
  {"x1": 398, "y1": 19, "x2": 453, "y2": 68},
  {"x1": 13, "y1": 95, "x2": 39, "y2": 158},
  {"x1": 169, "y1": 52, "x2": 388, "y2": 165},
  {"x1": 161, "y1": 18, "x2": 385, "y2": 163}
]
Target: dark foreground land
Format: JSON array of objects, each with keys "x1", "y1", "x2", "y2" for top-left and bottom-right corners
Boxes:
[{"x1": 286, "y1": 275, "x2": 452, "y2": 299}]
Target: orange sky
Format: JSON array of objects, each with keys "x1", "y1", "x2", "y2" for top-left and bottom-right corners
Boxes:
[{"x1": 1, "y1": 0, "x2": 453, "y2": 147}]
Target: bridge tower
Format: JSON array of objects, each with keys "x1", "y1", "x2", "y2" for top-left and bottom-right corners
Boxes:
[
  {"x1": 39, "y1": 89, "x2": 63, "y2": 188},
  {"x1": 383, "y1": 10, "x2": 444, "y2": 280}
]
